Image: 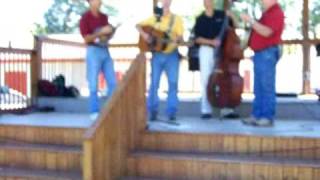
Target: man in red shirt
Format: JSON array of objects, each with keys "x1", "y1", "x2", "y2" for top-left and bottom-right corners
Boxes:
[
  {"x1": 79, "y1": 0, "x2": 117, "y2": 120},
  {"x1": 240, "y1": 0, "x2": 284, "y2": 126}
]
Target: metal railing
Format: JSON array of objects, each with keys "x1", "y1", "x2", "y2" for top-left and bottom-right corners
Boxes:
[{"x1": 0, "y1": 48, "x2": 33, "y2": 111}]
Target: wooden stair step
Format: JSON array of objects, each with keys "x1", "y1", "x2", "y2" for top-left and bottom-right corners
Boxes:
[
  {"x1": 121, "y1": 177, "x2": 210, "y2": 180},
  {"x1": 141, "y1": 132, "x2": 320, "y2": 160},
  {"x1": 0, "y1": 139, "x2": 82, "y2": 153},
  {"x1": 0, "y1": 125, "x2": 85, "y2": 146},
  {"x1": 0, "y1": 140, "x2": 82, "y2": 171},
  {"x1": 121, "y1": 177, "x2": 177, "y2": 180},
  {"x1": 131, "y1": 151, "x2": 320, "y2": 167},
  {"x1": 0, "y1": 166, "x2": 82, "y2": 180},
  {"x1": 128, "y1": 150, "x2": 320, "y2": 180}
]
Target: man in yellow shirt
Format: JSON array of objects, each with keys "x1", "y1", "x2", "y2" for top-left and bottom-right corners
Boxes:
[{"x1": 137, "y1": 0, "x2": 184, "y2": 121}]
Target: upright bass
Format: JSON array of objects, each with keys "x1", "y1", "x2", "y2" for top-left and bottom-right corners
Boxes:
[{"x1": 207, "y1": 14, "x2": 244, "y2": 108}]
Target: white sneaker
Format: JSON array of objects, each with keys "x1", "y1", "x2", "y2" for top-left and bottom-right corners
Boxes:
[
  {"x1": 253, "y1": 118, "x2": 273, "y2": 127},
  {"x1": 242, "y1": 116, "x2": 258, "y2": 125},
  {"x1": 90, "y1": 113, "x2": 99, "y2": 121},
  {"x1": 220, "y1": 108, "x2": 234, "y2": 117}
]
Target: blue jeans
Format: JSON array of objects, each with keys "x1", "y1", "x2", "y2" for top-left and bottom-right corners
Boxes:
[
  {"x1": 147, "y1": 50, "x2": 180, "y2": 117},
  {"x1": 252, "y1": 46, "x2": 280, "y2": 121},
  {"x1": 86, "y1": 46, "x2": 117, "y2": 113}
]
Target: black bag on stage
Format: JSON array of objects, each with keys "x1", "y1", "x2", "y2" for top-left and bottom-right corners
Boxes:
[
  {"x1": 187, "y1": 44, "x2": 200, "y2": 71},
  {"x1": 316, "y1": 43, "x2": 320, "y2": 56}
]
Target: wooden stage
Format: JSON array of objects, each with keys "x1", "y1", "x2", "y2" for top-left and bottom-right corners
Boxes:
[
  {"x1": 2, "y1": 111, "x2": 320, "y2": 138},
  {"x1": 0, "y1": 97, "x2": 320, "y2": 179}
]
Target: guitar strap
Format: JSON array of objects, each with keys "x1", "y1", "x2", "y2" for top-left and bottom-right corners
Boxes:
[
  {"x1": 166, "y1": 14, "x2": 176, "y2": 37},
  {"x1": 153, "y1": 14, "x2": 175, "y2": 34},
  {"x1": 150, "y1": 14, "x2": 176, "y2": 52},
  {"x1": 160, "y1": 14, "x2": 176, "y2": 52}
]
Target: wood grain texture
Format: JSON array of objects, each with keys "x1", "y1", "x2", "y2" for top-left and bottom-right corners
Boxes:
[
  {"x1": 83, "y1": 54, "x2": 147, "y2": 180},
  {"x1": 0, "y1": 125, "x2": 85, "y2": 146},
  {"x1": 0, "y1": 142, "x2": 82, "y2": 171},
  {"x1": 141, "y1": 132, "x2": 320, "y2": 160},
  {"x1": 128, "y1": 150, "x2": 320, "y2": 180}
]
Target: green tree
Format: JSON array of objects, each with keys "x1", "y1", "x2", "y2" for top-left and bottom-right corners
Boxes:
[
  {"x1": 35, "y1": 0, "x2": 118, "y2": 34},
  {"x1": 231, "y1": 0, "x2": 301, "y2": 37},
  {"x1": 310, "y1": 0, "x2": 320, "y2": 38}
]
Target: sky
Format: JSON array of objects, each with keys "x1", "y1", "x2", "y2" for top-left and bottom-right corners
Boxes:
[
  {"x1": 0, "y1": 0, "x2": 202, "y2": 49},
  {"x1": 0, "y1": 0, "x2": 156, "y2": 48},
  {"x1": 0, "y1": 0, "x2": 311, "y2": 48},
  {"x1": 0, "y1": 0, "x2": 52, "y2": 49},
  {"x1": 0, "y1": 0, "x2": 318, "y2": 92}
]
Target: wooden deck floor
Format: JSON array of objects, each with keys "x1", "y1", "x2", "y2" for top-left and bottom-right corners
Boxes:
[{"x1": 1, "y1": 112, "x2": 320, "y2": 138}]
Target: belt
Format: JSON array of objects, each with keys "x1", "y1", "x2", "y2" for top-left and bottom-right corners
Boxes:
[
  {"x1": 88, "y1": 43, "x2": 107, "y2": 48},
  {"x1": 254, "y1": 45, "x2": 279, "y2": 53}
]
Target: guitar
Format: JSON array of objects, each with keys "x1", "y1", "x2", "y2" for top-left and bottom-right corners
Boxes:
[
  {"x1": 138, "y1": 25, "x2": 173, "y2": 52},
  {"x1": 95, "y1": 23, "x2": 122, "y2": 47}
]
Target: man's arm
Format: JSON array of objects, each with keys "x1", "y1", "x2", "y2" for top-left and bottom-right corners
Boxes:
[
  {"x1": 82, "y1": 25, "x2": 114, "y2": 44},
  {"x1": 136, "y1": 24, "x2": 151, "y2": 42},
  {"x1": 195, "y1": 37, "x2": 220, "y2": 47},
  {"x1": 240, "y1": 14, "x2": 273, "y2": 37}
]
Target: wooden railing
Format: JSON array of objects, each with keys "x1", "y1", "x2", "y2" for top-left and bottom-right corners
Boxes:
[
  {"x1": 36, "y1": 36, "x2": 87, "y2": 94},
  {"x1": 2, "y1": 35, "x2": 320, "y2": 112},
  {"x1": 37, "y1": 37, "x2": 138, "y2": 94},
  {"x1": 34, "y1": 37, "x2": 320, "y2": 96},
  {"x1": 83, "y1": 53, "x2": 146, "y2": 180}
]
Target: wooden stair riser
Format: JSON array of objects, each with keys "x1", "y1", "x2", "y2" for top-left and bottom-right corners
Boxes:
[
  {"x1": 128, "y1": 156, "x2": 320, "y2": 180},
  {"x1": 141, "y1": 133, "x2": 320, "y2": 160},
  {"x1": 0, "y1": 125, "x2": 85, "y2": 146},
  {"x1": 0, "y1": 176, "x2": 79, "y2": 180},
  {"x1": 121, "y1": 177, "x2": 171, "y2": 180},
  {"x1": 0, "y1": 166, "x2": 82, "y2": 180},
  {"x1": 0, "y1": 148, "x2": 82, "y2": 171}
]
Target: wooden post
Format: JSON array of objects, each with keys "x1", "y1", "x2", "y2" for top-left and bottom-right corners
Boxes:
[
  {"x1": 153, "y1": 0, "x2": 157, "y2": 8},
  {"x1": 83, "y1": 140, "x2": 93, "y2": 180},
  {"x1": 302, "y1": 0, "x2": 310, "y2": 94},
  {"x1": 137, "y1": 53, "x2": 147, "y2": 135},
  {"x1": 30, "y1": 36, "x2": 42, "y2": 104},
  {"x1": 224, "y1": 0, "x2": 230, "y2": 10}
]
